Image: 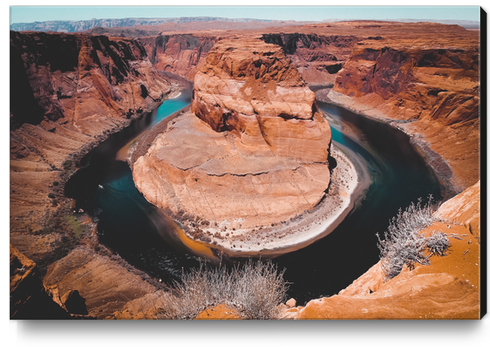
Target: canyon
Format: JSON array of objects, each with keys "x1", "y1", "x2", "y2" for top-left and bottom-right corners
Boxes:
[{"x1": 9, "y1": 20, "x2": 481, "y2": 319}]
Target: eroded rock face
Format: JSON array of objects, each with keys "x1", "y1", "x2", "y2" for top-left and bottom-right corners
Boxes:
[
  {"x1": 192, "y1": 38, "x2": 331, "y2": 162},
  {"x1": 134, "y1": 38, "x2": 332, "y2": 233},
  {"x1": 10, "y1": 31, "x2": 174, "y2": 131},
  {"x1": 329, "y1": 27, "x2": 480, "y2": 190},
  {"x1": 141, "y1": 34, "x2": 217, "y2": 80},
  {"x1": 261, "y1": 33, "x2": 358, "y2": 86},
  {"x1": 10, "y1": 31, "x2": 179, "y2": 235}
]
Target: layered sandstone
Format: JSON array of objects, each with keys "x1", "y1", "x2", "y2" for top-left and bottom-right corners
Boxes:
[
  {"x1": 140, "y1": 34, "x2": 217, "y2": 80},
  {"x1": 191, "y1": 38, "x2": 331, "y2": 162},
  {"x1": 9, "y1": 30, "x2": 182, "y2": 318},
  {"x1": 261, "y1": 33, "x2": 358, "y2": 86},
  {"x1": 328, "y1": 24, "x2": 480, "y2": 191},
  {"x1": 11, "y1": 21, "x2": 482, "y2": 320},
  {"x1": 133, "y1": 38, "x2": 335, "y2": 248},
  {"x1": 10, "y1": 31, "x2": 181, "y2": 236},
  {"x1": 10, "y1": 245, "x2": 72, "y2": 318}
]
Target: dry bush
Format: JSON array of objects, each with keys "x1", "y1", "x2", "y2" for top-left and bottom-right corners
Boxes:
[
  {"x1": 376, "y1": 196, "x2": 450, "y2": 280},
  {"x1": 157, "y1": 260, "x2": 288, "y2": 320}
]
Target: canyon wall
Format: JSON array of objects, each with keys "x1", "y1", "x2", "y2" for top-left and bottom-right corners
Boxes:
[
  {"x1": 139, "y1": 34, "x2": 217, "y2": 80},
  {"x1": 328, "y1": 27, "x2": 480, "y2": 191},
  {"x1": 10, "y1": 30, "x2": 184, "y2": 319},
  {"x1": 261, "y1": 33, "x2": 358, "y2": 85},
  {"x1": 137, "y1": 31, "x2": 358, "y2": 85},
  {"x1": 10, "y1": 31, "x2": 175, "y2": 129},
  {"x1": 10, "y1": 21, "x2": 481, "y2": 319},
  {"x1": 10, "y1": 31, "x2": 180, "y2": 236},
  {"x1": 9, "y1": 30, "x2": 182, "y2": 229}
]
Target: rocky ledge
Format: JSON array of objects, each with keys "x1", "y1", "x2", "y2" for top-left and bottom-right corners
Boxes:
[
  {"x1": 132, "y1": 38, "x2": 360, "y2": 254},
  {"x1": 280, "y1": 180, "x2": 481, "y2": 319}
]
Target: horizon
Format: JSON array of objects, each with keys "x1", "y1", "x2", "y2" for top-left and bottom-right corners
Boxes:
[{"x1": 10, "y1": 5, "x2": 481, "y2": 25}]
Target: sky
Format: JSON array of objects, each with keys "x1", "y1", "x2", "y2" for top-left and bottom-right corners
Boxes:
[{"x1": 9, "y1": 3, "x2": 482, "y2": 24}]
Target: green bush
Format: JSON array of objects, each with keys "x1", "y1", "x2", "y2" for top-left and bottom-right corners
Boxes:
[{"x1": 376, "y1": 196, "x2": 450, "y2": 280}]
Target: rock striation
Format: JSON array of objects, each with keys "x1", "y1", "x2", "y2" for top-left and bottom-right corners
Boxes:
[
  {"x1": 261, "y1": 33, "x2": 358, "y2": 86},
  {"x1": 10, "y1": 31, "x2": 181, "y2": 235},
  {"x1": 191, "y1": 38, "x2": 331, "y2": 162},
  {"x1": 140, "y1": 34, "x2": 217, "y2": 80},
  {"x1": 133, "y1": 38, "x2": 333, "y2": 241},
  {"x1": 9, "y1": 30, "x2": 183, "y2": 318},
  {"x1": 328, "y1": 25, "x2": 480, "y2": 191}
]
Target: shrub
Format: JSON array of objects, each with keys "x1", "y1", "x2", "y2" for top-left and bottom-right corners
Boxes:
[
  {"x1": 376, "y1": 196, "x2": 450, "y2": 280},
  {"x1": 157, "y1": 260, "x2": 288, "y2": 320}
]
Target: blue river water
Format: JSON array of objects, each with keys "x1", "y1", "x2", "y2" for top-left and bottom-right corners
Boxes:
[{"x1": 65, "y1": 89, "x2": 442, "y2": 305}]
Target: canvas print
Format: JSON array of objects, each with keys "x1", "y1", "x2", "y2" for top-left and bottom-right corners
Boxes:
[{"x1": 9, "y1": 5, "x2": 484, "y2": 320}]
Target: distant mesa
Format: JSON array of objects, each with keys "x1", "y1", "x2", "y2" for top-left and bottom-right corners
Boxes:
[{"x1": 10, "y1": 16, "x2": 303, "y2": 34}]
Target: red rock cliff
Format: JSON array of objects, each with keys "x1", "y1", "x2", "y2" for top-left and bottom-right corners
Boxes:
[
  {"x1": 261, "y1": 33, "x2": 358, "y2": 85},
  {"x1": 10, "y1": 31, "x2": 175, "y2": 131},
  {"x1": 10, "y1": 30, "x2": 182, "y2": 319},
  {"x1": 281, "y1": 181, "x2": 481, "y2": 319},
  {"x1": 192, "y1": 38, "x2": 331, "y2": 162},
  {"x1": 10, "y1": 30, "x2": 179, "y2": 235},
  {"x1": 139, "y1": 34, "x2": 217, "y2": 80},
  {"x1": 329, "y1": 24, "x2": 480, "y2": 191}
]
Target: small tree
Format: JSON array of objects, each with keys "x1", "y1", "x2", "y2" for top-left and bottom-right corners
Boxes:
[{"x1": 376, "y1": 196, "x2": 450, "y2": 280}]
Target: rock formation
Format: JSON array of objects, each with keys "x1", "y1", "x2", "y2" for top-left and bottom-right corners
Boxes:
[
  {"x1": 261, "y1": 33, "x2": 358, "y2": 85},
  {"x1": 280, "y1": 181, "x2": 481, "y2": 319},
  {"x1": 10, "y1": 245, "x2": 72, "y2": 319},
  {"x1": 9, "y1": 30, "x2": 183, "y2": 318},
  {"x1": 133, "y1": 38, "x2": 332, "y2": 238},
  {"x1": 327, "y1": 24, "x2": 480, "y2": 191},
  {"x1": 140, "y1": 34, "x2": 217, "y2": 80},
  {"x1": 10, "y1": 31, "x2": 181, "y2": 235},
  {"x1": 10, "y1": 20, "x2": 482, "y2": 319}
]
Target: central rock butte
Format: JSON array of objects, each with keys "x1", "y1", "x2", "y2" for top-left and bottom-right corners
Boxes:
[{"x1": 132, "y1": 38, "x2": 359, "y2": 254}]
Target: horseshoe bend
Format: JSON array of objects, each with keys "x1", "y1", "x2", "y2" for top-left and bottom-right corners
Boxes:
[
  {"x1": 9, "y1": 13, "x2": 482, "y2": 321},
  {"x1": 131, "y1": 38, "x2": 360, "y2": 254}
]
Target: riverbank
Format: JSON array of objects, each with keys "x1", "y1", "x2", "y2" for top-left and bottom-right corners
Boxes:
[
  {"x1": 10, "y1": 81, "x2": 186, "y2": 318},
  {"x1": 319, "y1": 88, "x2": 467, "y2": 198},
  {"x1": 317, "y1": 89, "x2": 479, "y2": 200},
  {"x1": 205, "y1": 144, "x2": 367, "y2": 256}
]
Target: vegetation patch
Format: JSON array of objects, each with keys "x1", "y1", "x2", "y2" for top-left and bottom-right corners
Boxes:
[
  {"x1": 157, "y1": 261, "x2": 288, "y2": 320},
  {"x1": 376, "y1": 196, "x2": 450, "y2": 280}
]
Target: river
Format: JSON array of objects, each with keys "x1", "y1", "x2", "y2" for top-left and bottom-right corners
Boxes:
[{"x1": 64, "y1": 87, "x2": 442, "y2": 305}]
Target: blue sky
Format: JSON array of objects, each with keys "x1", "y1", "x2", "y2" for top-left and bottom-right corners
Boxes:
[{"x1": 10, "y1": 5, "x2": 481, "y2": 24}]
